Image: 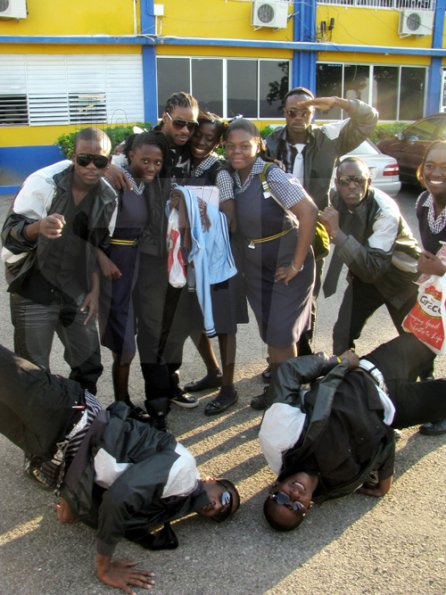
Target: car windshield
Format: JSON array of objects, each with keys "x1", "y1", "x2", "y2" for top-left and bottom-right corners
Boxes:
[{"x1": 404, "y1": 119, "x2": 442, "y2": 141}]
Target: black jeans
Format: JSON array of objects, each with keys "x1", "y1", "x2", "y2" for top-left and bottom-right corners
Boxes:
[
  {"x1": 364, "y1": 334, "x2": 444, "y2": 428},
  {"x1": 333, "y1": 276, "x2": 416, "y2": 355},
  {"x1": 0, "y1": 344, "x2": 83, "y2": 459}
]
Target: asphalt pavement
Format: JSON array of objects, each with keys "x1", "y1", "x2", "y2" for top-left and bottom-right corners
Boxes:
[{"x1": 0, "y1": 187, "x2": 445, "y2": 595}]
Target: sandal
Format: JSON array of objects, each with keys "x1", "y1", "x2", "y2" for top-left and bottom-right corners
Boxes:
[{"x1": 204, "y1": 387, "x2": 238, "y2": 416}]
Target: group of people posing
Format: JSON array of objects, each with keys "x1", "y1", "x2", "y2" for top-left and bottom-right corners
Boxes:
[{"x1": 1, "y1": 88, "x2": 446, "y2": 591}]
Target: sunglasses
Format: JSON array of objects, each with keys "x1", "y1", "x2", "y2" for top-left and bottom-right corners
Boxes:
[
  {"x1": 284, "y1": 108, "x2": 312, "y2": 119},
  {"x1": 212, "y1": 485, "x2": 233, "y2": 523},
  {"x1": 337, "y1": 175, "x2": 367, "y2": 186},
  {"x1": 270, "y1": 491, "x2": 307, "y2": 515},
  {"x1": 75, "y1": 153, "x2": 109, "y2": 169},
  {"x1": 166, "y1": 112, "x2": 198, "y2": 132}
]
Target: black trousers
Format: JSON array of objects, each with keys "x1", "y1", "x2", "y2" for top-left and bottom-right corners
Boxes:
[
  {"x1": 332, "y1": 276, "x2": 416, "y2": 355},
  {"x1": 364, "y1": 333, "x2": 445, "y2": 428},
  {"x1": 135, "y1": 254, "x2": 189, "y2": 412},
  {"x1": 0, "y1": 344, "x2": 83, "y2": 459}
]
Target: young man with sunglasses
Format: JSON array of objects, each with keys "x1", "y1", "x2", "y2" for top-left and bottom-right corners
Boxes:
[
  {"x1": 0, "y1": 343, "x2": 240, "y2": 592},
  {"x1": 1, "y1": 127, "x2": 117, "y2": 395},
  {"x1": 260, "y1": 332, "x2": 444, "y2": 532},
  {"x1": 155, "y1": 91, "x2": 199, "y2": 180},
  {"x1": 319, "y1": 157, "x2": 420, "y2": 355},
  {"x1": 265, "y1": 87, "x2": 378, "y2": 211}
]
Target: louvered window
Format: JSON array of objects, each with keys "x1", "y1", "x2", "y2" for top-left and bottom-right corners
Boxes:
[{"x1": 0, "y1": 54, "x2": 144, "y2": 127}]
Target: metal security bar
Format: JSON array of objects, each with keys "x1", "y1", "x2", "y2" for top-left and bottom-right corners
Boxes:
[{"x1": 318, "y1": 0, "x2": 435, "y2": 9}]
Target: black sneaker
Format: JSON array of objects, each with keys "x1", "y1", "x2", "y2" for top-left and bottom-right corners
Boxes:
[{"x1": 171, "y1": 388, "x2": 199, "y2": 409}]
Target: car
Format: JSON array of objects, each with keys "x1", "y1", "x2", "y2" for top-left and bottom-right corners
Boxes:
[
  {"x1": 339, "y1": 139, "x2": 401, "y2": 197},
  {"x1": 377, "y1": 113, "x2": 446, "y2": 185}
]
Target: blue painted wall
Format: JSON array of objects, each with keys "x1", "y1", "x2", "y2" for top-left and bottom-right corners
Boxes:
[{"x1": 0, "y1": 145, "x2": 65, "y2": 194}]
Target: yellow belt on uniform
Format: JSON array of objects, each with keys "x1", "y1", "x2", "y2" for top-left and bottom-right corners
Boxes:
[
  {"x1": 247, "y1": 227, "x2": 292, "y2": 249},
  {"x1": 110, "y1": 238, "x2": 138, "y2": 246}
]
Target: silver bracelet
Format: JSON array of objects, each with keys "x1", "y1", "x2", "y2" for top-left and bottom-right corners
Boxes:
[{"x1": 290, "y1": 262, "x2": 303, "y2": 273}]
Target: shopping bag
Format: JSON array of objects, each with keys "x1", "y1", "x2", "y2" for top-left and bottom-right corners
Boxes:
[
  {"x1": 167, "y1": 208, "x2": 186, "y2": 288},
  {"x1": 402, "y1": 273, "x2": 446, "y2": 354}
]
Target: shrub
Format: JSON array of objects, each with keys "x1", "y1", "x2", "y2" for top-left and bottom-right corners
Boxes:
[
  {"x1": 370, "y1": 122, "x2": 408, "y2": 143},
  {"x1": 56, "y1": 123, "x2": 153, "y2": 157}
]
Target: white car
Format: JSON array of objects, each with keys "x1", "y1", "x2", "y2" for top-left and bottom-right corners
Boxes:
[{"x1": 340, "y1": 139, "x2": 401, "y2": 197}]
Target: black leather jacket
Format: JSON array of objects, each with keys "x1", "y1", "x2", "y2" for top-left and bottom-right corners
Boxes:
[{"x1": 1, "y1": 164, "x2": 117, "y2": 294}]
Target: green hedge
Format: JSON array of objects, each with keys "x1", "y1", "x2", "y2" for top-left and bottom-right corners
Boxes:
[
  {"x1": 56, "y1": 123, "x2": 153, "y2": 158},
  {"x1": 56, "y1": 120, "x2": 408, "y2": 158}
]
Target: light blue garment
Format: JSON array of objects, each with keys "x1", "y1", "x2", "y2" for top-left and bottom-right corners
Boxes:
[{"x1": 173, "y1": 186, "x2": 237, "y2": 336}]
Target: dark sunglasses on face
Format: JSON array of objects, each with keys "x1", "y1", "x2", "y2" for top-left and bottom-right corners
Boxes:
[
  {"x1": 284, "y1": 108, "x2": 312, "y2": 119},
  {"x1": 166, "y1": 111, "x2": 198, "y2": 131},
  {"x1": 212, "y1": 489, "x2": 233, "y2": 523},
  {"x1": 75, "y1": 153, "x2": 109, "y2": 169},
  {"x1": 270, "y1": 491, "x2": 307, "y2": 515},
  {"x1": 337, "y1": 175, "x2": 367, "y2": 186}
]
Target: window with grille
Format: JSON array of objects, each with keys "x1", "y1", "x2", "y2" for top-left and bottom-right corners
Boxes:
[{"x1": 0, "y1": 54, "x2": 144, "y2": 127}]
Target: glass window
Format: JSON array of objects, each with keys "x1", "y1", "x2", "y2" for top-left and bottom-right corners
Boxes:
[
  {"x1": 344, "y1": 65, "x2": 370, "y2": 103},
  {"x1": 317, "y1": 62, "x2": 426, "y2": 121},
  {"x1": 260, "y1": 60, "x2": 289, "y2": 118},
  {"x1": 157, "y1": 57, "x2": 290, "y2": 119},
  {"x1": 316, "y1": 63, "x2": 342, "y2": 119},
  {"x1": 399, "y1": 68, "x2": 425, "y2": 120},
  {"x1": 157, "y1": 58, "x2": 190, "y2": 115},
  {"x1": 373, "y1": 66, "x2": 398, "y2": 120},
  {"x1": 192, "y1": 59, "x2": 223, "y2": 116},
  {"x1": 227, "y1": 60, "x2": 257, "y2": 118}
]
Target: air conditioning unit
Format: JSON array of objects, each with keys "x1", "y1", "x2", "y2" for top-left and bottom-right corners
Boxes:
[
  {"x1": 399, "y1": 10, "x2": 433, "y2": 36},
  {"x1": 0, "y1": 0, "x2": 27, "y2": 19},
  {"x1": 252, "y1": 0, "x2": 288, "y2": 29}
]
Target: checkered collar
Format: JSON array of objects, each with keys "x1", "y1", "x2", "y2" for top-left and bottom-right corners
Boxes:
[{"x1": 423, "y1": 193, "x2": 446, "y2": 234}]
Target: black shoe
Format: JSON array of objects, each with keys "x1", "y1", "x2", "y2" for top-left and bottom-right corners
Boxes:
[
  {"x1": 126, "y1": 401, "x2": 151, "y2": 424},
  {"x1": 204, "y1": 387, "x2": 238, "y2": 416},
  {"x1": 150, "y1": 414, "x2": 167, "y2": 432},
  {"x1": 145, "y1": 398, "x2": 170, "y2": 432},
  {"x1": 184, "y1": 371, "x2": 223, "y2": 392},
  {"x1": 261, "y1": 364, "x2": 272, "y2": 382},
  {"x1": 250, "y1": 386, "x2": 274, "y2": 411},
  {"x1": 171, "y1": 388, "x2": 199, "y2": 408},
  {"x1": 419, "y1": 418, "x2": 446, "y2": 436}
]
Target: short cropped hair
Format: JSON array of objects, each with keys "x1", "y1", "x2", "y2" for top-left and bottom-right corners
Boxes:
[
  {"x1": 283, "y1": 86, "x2": 315, "y2": 106},
  {"x1": 337, "y1": 155, "x2": 370, "y2": 177},
  {"x1": 74, "y1": 127, "x2": 112, "y2": 155}
]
